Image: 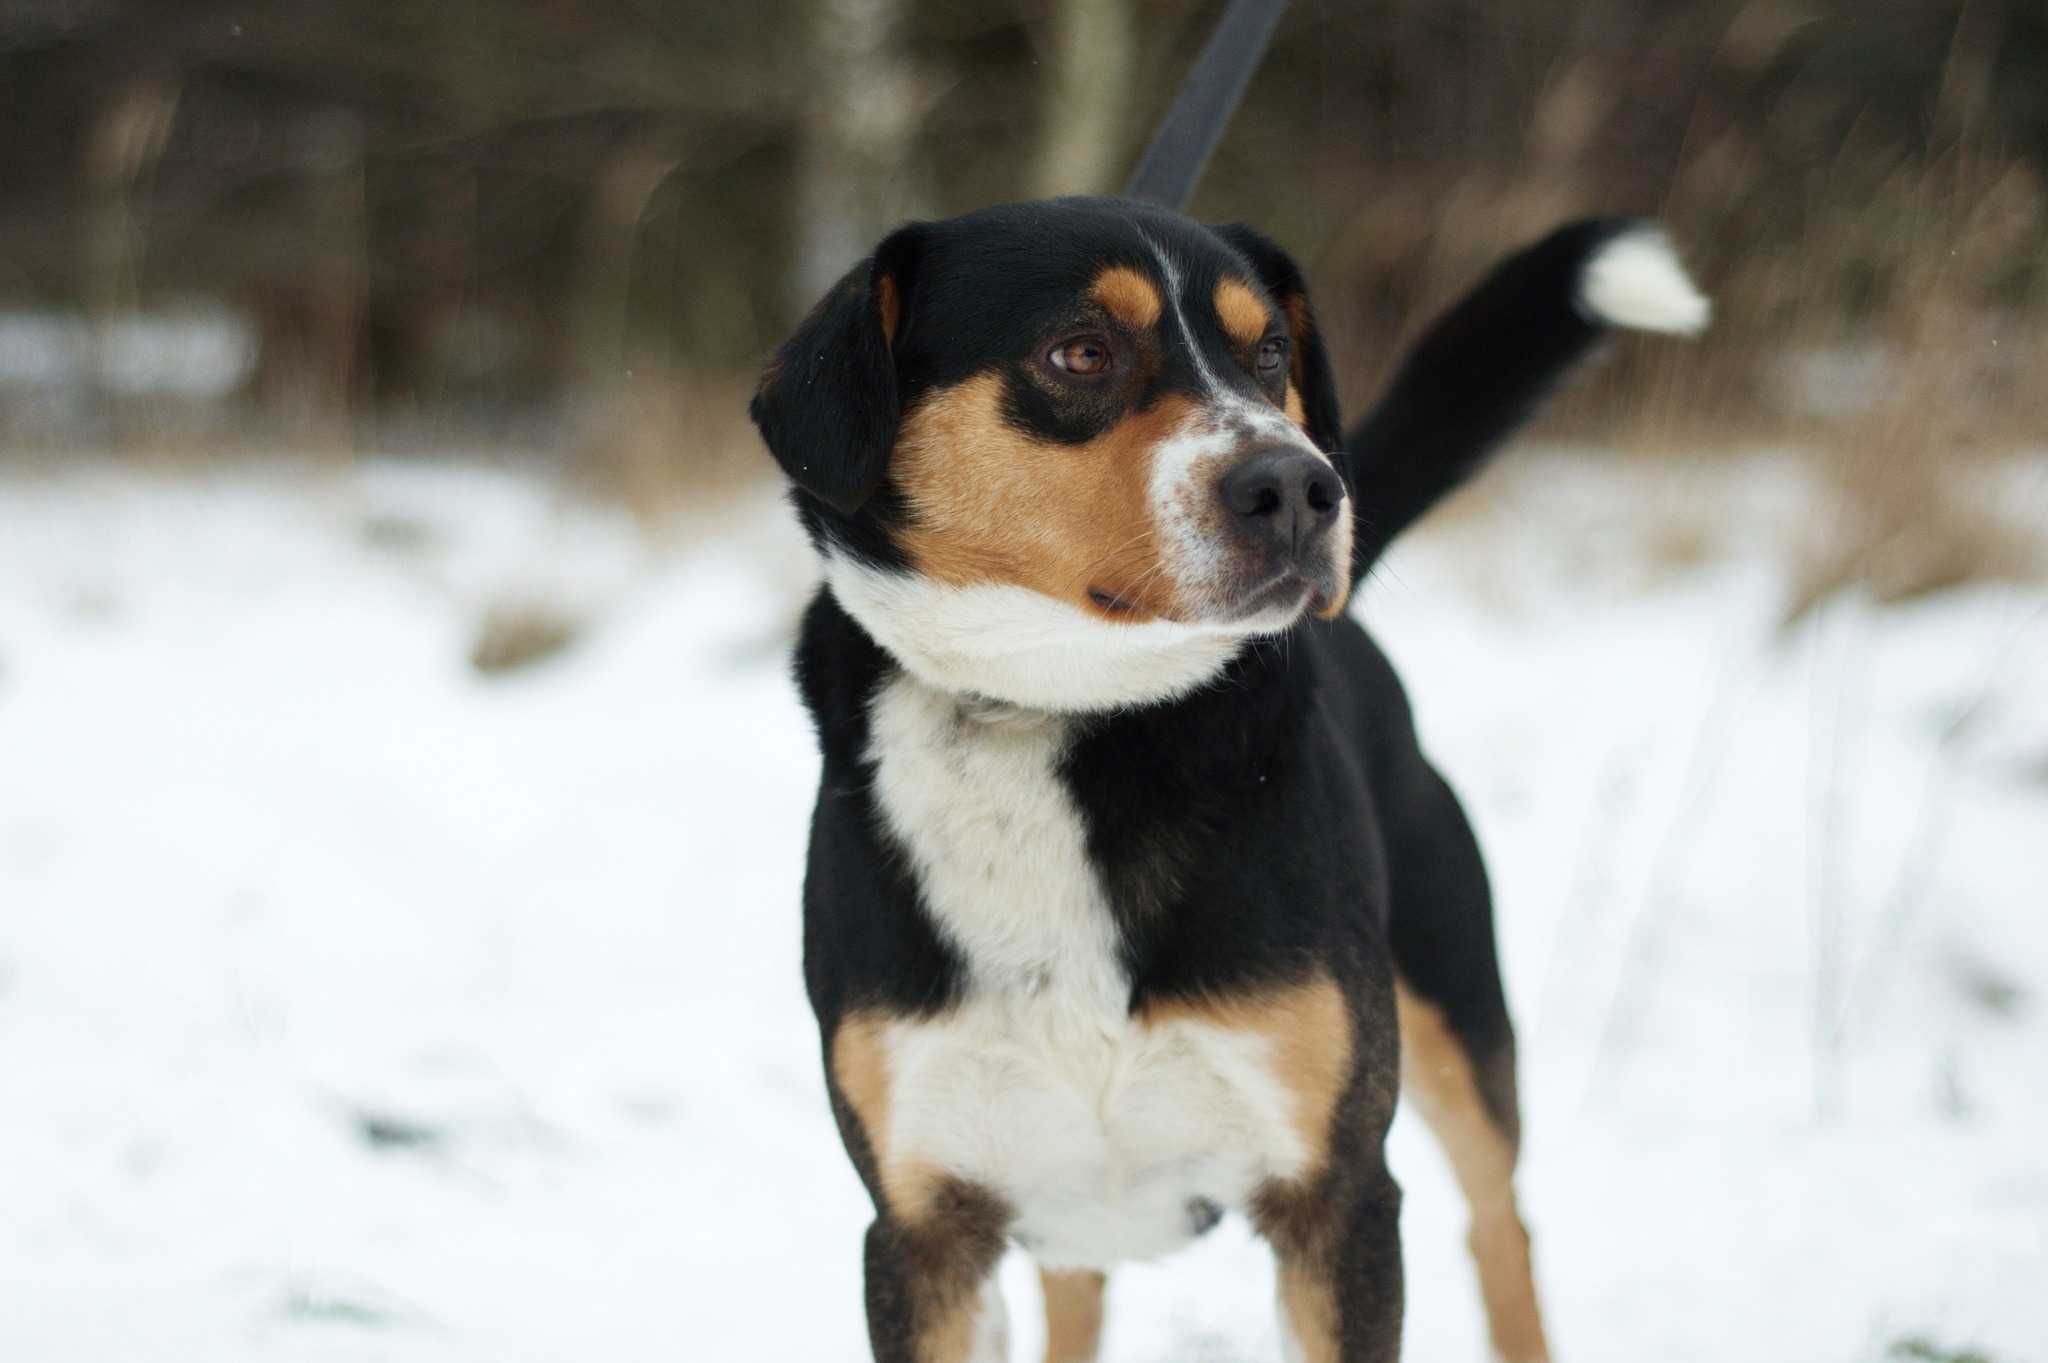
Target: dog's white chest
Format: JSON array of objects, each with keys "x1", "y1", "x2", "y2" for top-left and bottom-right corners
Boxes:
[{"x1": 866, "y1": 675, "x2": 1308, "y2": 1268}]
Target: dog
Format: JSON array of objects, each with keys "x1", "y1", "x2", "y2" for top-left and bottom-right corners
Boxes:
[{"x1": 749, "y1": 195, "x2": 1706, "y2": 1362}]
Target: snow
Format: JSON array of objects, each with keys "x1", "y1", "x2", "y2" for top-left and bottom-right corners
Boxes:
[
  {"x1": 0, "y1": 308, "x2": 259, "y2": 397},
  {"x1": 0, "y1": 451, "x2": 2042, "y2": 1362}
]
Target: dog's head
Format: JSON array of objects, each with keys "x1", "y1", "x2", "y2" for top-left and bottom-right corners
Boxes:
[{"x1": 752, "y1": 197, "x2": 1350, "y2": 710}]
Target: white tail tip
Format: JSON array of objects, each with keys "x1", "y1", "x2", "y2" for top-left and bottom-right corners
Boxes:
[{"x1": 1578, "y1": 226, "x2": 1711, "y2": 335}]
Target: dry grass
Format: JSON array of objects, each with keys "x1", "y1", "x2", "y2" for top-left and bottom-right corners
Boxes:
[
  {"x1": 1764, "y1": 151, "x2": 2048, "y2": 617},
  {"x1": 469, "y1": 602, "x2": 583, "y2": 676},
  {"x1": 573, "y1": 370, "x2": 780, "y2": 536}
]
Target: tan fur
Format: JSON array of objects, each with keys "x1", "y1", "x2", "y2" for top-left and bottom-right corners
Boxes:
[
  {"x1": 923, "y1": 1290, "x2": 981, "y2": 1363},
  {"x1": 1139, "y1": 975, "x2": 1352, "y2": 1171},
  {"x1": 1213, "y1": 277, "x2": 1271, "y2": 347},
  {"x1": 836, "y1": 1015, "x2": 1010, "y2": 1363},
  {"x1": 1313, "y1": 509, "x2": 1354, "y2": 622},
  {"x1": 894, "y1": 374, "x2": 1198, "y2": 621},
  {"x1": 1039, "y1": 1268, "x2": 1107, "y2": 1363},
  {"x1": 1276, "y1": 1258, "x2": 1341, "y2": 1363},
  {"x1": 1397, "y1": 983, "x2": 1552, "y2": 1363},
  {"x1": 1145, "y1": 976, "x2": 1359, "y2": 1363},
  {"x1": 1090, "y1": 265, "x2": 1162, "y2": 331},
  {"x1": 833, "y1": 1012, "x2": 943, "y2": 1222},
  {"x1": 923, "y1": 1308, "x2": 973, "y2": 1363},
  {"x1": 877, "y1": 272, "x2": 902, "y2": 344}
]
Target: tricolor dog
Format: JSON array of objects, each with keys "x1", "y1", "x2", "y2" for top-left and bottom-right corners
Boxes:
[{"x1": 750, "y1": 196, "x2": 1706, "y2": 1362}]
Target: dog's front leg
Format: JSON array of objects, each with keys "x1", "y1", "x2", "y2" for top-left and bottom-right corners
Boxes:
[
  {"x1": 1256, "y1": 1168, "x2": 1404, "y2": 1363},
  {"x1": 861, "y1": 1188, "x2": 1011, "y2": 1363}
]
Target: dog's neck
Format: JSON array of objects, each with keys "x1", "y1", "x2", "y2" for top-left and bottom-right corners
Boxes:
[{"x1": 821, "y1": 553, "x2": 1255, "y2": 714}]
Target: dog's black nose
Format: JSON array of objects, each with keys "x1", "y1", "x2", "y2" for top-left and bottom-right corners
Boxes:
[{"x1": 1218, "y1": 448, "x2": 1345, "y2": 554}]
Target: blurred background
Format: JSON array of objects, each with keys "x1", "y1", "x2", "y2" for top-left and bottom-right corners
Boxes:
[
  {"x1": 1, "y1": 3, "x2": 2043, "y2": 1361},
  {"x1": 6, "y1": 0, "x2": 2046, "y2": 545}
]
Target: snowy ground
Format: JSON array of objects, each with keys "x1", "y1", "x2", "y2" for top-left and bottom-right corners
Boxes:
[{"x1": 1, "y1": 452, "x2": 2043, "y2": 1363}]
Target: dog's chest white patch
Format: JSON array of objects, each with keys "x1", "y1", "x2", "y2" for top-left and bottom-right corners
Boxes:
[{"x1": 866, "y1": 675, "x2": 1308, "y2": 1269}]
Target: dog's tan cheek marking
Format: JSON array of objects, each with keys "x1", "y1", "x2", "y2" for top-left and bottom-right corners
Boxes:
[
  {"x1": 1214, "y1": 276, "x2": 1272, "y2": 348},
  {"x1": 1139, "y1": 974, "x2": 1352, "y2": 1172},
  {"x1": 1090, "y1": 265, "x2": 1162, "y2": 331},
  {"x1": 1285, "y1": 383, "x2": 1306, "y2": 428},
  {"x1": 893, "y1": 374, "x2": 1198, "y2": 620},
  {"x1": 1397, "y1": 982, "x2": 1551, "y2": 1363},
  {"x1": 1039, "y1": 1268, "x2": 1107, "y2": 1363}
]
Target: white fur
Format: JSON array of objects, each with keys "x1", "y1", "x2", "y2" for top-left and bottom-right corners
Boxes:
[
  {"x1": 1147, "y1": 418, "x2": 1244, "y2": 619},
  {"x1": 825, "y1": 555, "x2": 1294, "y2": 712},
  {"x1": 865, "y1": 673, "x2": 1311, "y2": 1270},
  {"x1": 1577, "y1": 225, "x2": 1711, "y2": 335},
  {"x1": 868, "y1": 677, "x2": 1124, "y2": 1004},
  {"x1": 1144, "y1": 232, "x2": 1327, "y2": 446}
]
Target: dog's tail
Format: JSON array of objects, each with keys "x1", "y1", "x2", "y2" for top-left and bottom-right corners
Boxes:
[{"x1": 1343, "y1": 218, "x2": 1708, "y2": 581}]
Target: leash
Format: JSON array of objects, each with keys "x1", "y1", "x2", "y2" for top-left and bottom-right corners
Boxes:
[{"x1": 1122, "y1": 0, "x2": 1290, "y2": 209}]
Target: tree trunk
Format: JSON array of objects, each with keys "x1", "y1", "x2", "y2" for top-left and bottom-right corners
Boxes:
[
  {"x1": 792, "y1": 0, "x2": 929, "y2": 309},
  {"x1": 1033, "y1": 0, "x2": 1137, "y2": 199},
  {"x1": 81, "y1": 71, "x2": 179, "y2": 415}
]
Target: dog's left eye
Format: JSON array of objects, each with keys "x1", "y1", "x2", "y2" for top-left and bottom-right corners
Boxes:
[{"x1": 1255, "y1": 337, "x2": 1289, "y2": 374}]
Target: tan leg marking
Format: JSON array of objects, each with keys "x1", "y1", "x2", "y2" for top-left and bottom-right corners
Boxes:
[
  {"x1": 1038, "y1": 1268, "x2": 1105, "y2": 1363},
  {"x1": 1146, "y1": 977, "x2": 1354, "y2": 1363},
  {"x1": 836, "y1": 1014, "x2": 1010, "y2": 1363},
  {"x1": 1213, "y1": 276, "x2": 1272, "y2": 346},
  {"x1": 1249, "y1": 1178, "x2": 1348, "y2": 1363},
  {"x1": 922, "y1": 1266, "x2": 998, "y2": 1363},
  {"x1": 1139, "y1": 974, "x2": 1353, "y2": 1171},
  {"x1": 832, "y1": 1012, "x2": 947, "y2": 1221},
  {"x1": 1396, "y1": 982, "x2": 1551, "y2": 1363},
  {"x1": 1091, "y1": 266, "x2": 1162, "y2": 331},
  {"x1": 1276, "y1": 1256, "x2": 1341, "y2": 1363}
]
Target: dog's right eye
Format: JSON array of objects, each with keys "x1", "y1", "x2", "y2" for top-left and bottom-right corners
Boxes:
[{"x1": 1048, "y1": 336, "x2": 1113, "y2": 377}]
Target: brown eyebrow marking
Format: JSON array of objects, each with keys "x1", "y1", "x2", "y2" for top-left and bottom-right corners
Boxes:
[
  {"x1": 1214, "y1": 276, "x2": 1271, "y2": 347},
  {"x1": 876, "y1": 272, "x2": 901, "y2": 344},
  {"x1": 1280, "y1": 293, "x2": 1313, "y2": 386},
  {"x1": 1090, "y1": 265, "x2": 1162, "y2": 331}
]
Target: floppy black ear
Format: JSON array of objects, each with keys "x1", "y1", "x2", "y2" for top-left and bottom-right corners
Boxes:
[
  {"x1": 750, "y1": 227, "x2": 922, "y2": 516},
  {"x1": 1212, "y1": 223, "x2": 1345, "y2": 459}
]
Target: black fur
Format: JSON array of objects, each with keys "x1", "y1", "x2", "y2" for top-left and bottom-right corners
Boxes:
[
  {"x1": 756, "y1": 195, "x2": 1672, "y2": 1358},
  {"x1": 1344, "y1": 217, "x2": 1641, "y2": 577},
  {"x1": 1212, "y1": 221, "x2": 1348, "y2": 455},
  {"x1": 750, "y1": 226, "x2": 923, "y2": 521}
]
